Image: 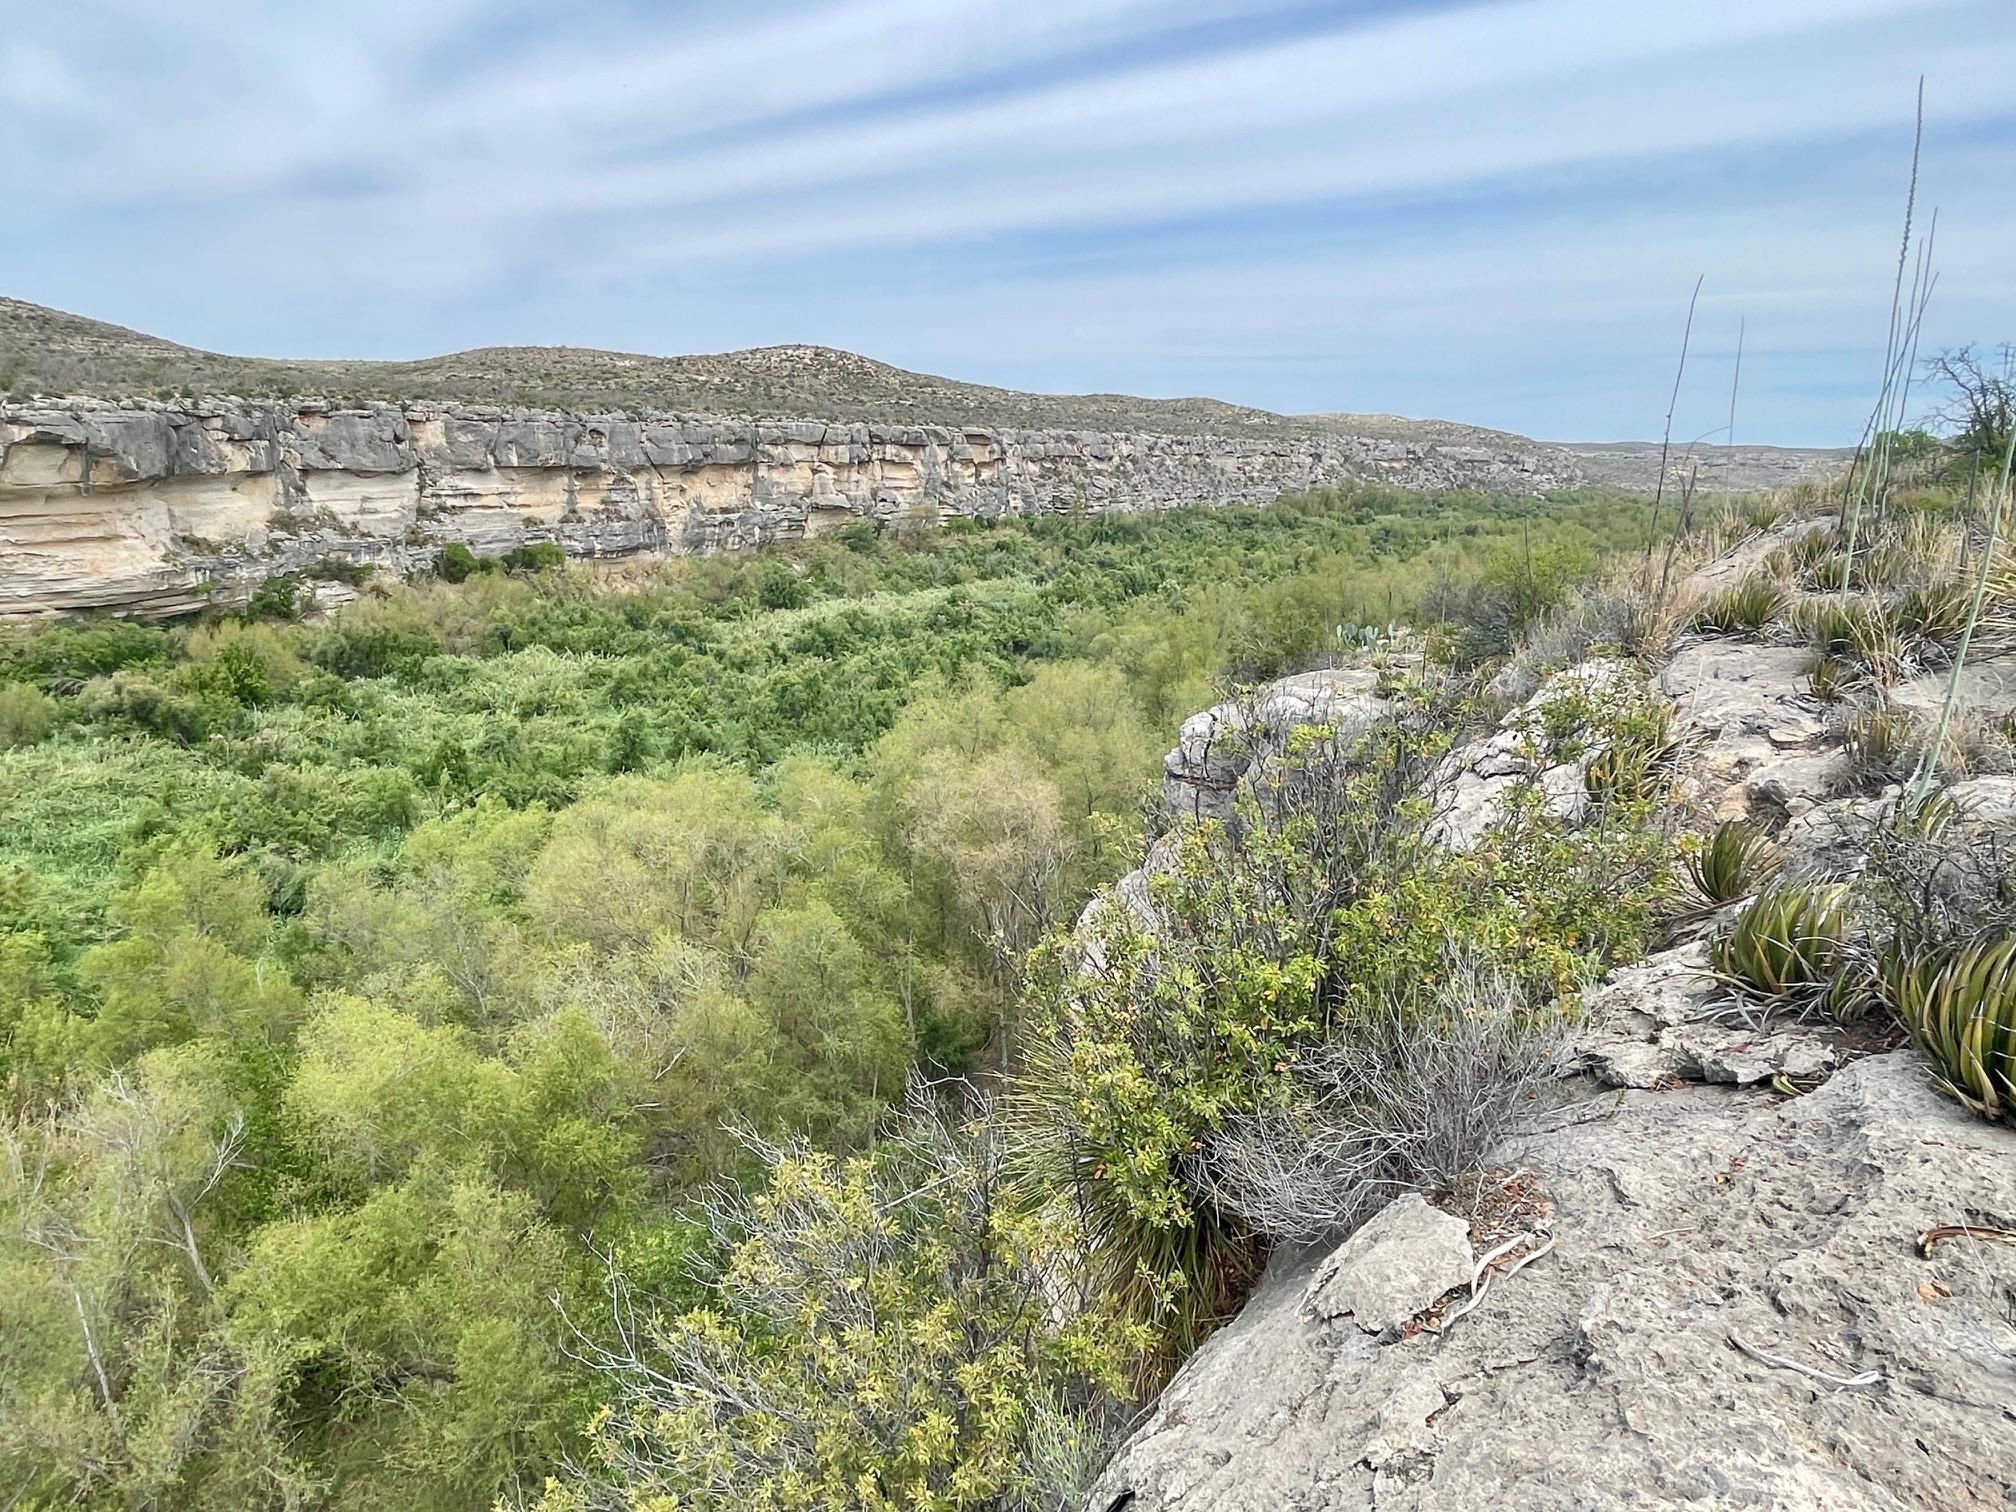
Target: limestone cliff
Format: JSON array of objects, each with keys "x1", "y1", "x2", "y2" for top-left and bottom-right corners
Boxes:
[{"x1": 0, "y1": 395, "x2": 1585, "y2": 619}]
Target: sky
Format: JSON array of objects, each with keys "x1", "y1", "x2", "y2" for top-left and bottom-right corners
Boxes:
[{"x1": 2, "y1": 0, "x2": 2012, "y2": 444}]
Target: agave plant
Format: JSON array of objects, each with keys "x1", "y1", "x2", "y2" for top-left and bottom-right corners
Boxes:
[
  {"x1": 1889, "y1": 788, "x2": 1959, "y2": 841},
  {"x1": 1889, "y1": 581, "x2": 1971, "y2": 649},
  {"x1": 1687, "y1": 820, "x2": 1781, "y2": 905},
  {"x1": 1881, "y1": 939, "x2": 2016, "y2": 1125},
  {"x1": 1791, "y1": 596, "x2": 1905, "y2": 678},
  {"x1": 1787, "y1": 526, "x2": 1837, "y2": 577},
  {"x1": 1807, "y1": 656, "x2": 1853, "y2": 702},
  {"x1": 1842, "y1": 702, "x2": 1919, "y2": 787},
  {"x1": 1691, "y1": 574, "x2": 1789, "y2": 635},
  {"x1": 1712, "y1": 880, "x2": 1853, "y2": 1002},
  {"x1": 1584, "y1": 707, "x2": 1679, "y2": 806}
]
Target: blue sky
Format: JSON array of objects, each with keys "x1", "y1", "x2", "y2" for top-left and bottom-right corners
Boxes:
[{"x1": 2, "y1": 0, "x2": 2011, "y2": 443}]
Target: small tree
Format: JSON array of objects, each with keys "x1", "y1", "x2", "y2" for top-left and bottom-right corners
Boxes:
[{"x1": 1923, "y1": 343, "x2": 2016, "y2": 483}]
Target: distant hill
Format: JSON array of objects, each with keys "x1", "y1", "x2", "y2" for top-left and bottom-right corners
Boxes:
[
  {"x1": 0, "y1": 296, "x2": 1301, "y2": 434},
  {"x1": 0, "y1": 296, "x2": 1851, "y2": 492}
]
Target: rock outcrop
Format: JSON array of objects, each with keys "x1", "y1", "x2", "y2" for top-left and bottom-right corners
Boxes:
[
  {"x1": 0, "y1": 397, "x2": 1585, "y2": 619},
  {"x1": 1087, "y1": 518, "x2": 2016, "y2": 1508},
  {"x1": 1162, "y1": 668, "x2": 1393, "y2": 823},
  {"x1": 1089, "y1": 1051, "x2": 2015, "y2": 1510}
]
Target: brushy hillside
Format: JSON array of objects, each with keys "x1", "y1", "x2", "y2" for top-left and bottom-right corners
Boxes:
[{"x1": 0, "y1": 294, "x2": 1305, "y2": 431}]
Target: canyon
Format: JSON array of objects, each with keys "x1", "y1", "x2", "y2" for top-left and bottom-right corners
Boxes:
[
  {"x1": 0, "y1": 395, "x2": 1589, "y2": 618},
  {"x1": 0, "y1": 297, "x2": 1852, "y2": 618}
]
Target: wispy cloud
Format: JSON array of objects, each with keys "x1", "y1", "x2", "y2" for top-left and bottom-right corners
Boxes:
[{"x1": 2, "y1": 0, "x2": 2011, "y2": 442}]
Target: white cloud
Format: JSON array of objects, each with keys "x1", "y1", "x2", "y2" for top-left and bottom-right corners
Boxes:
[{"x1": 0, "y1": 0, "x2": 2010, "y2": 442}]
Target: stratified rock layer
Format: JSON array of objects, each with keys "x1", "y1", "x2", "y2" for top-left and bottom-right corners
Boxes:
[{"x1": 0, "y1": 397, "x2": 1581, "y2": 618}]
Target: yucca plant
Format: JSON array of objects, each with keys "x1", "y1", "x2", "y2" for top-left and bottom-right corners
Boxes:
[
  {"x1": 1687, "y1": 820, "x2": 1781, "y2": 905},
  {"x1": 1691, "y1": 574, "x2": 1788, "y2": 635},
  {"x1": 1712, "y1": 880, "x2": 1853, "y2": 1003},
  {"x1": 1881, "y1": 939, "x2": 2016, "y2": 1124}
]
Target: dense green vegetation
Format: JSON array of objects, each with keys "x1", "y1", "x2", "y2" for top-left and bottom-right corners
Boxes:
[{"x1": 0, "y1": 486, "x2": 1656, "y2": 1510}]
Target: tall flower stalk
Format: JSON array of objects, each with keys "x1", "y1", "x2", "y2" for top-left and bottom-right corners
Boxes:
[
  {"x1": 1841, "y1": 81, "x2": 1927, "y2": 604},
  {"x1": 1908, "y1": 423, "x2": 2016, "y2": 807}
]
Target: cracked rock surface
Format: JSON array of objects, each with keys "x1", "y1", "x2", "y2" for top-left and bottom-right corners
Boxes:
[
  {"x1": 1574, "y1": 942, "x2": 1846, "y2": 1091},
  {"x1": 1087, "y1": 1053, "x2": 2016, "y2": 1511}
]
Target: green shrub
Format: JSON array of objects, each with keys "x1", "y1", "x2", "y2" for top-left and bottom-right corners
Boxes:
[
  {"x1": 1712, "y1": 880, "x2": 1853, "y2": 1004},
  {"x1": 1881, "y1": 939, "x2": 2016, "y2": 1125},
  {"x1": 305, "y1": 555, "x2": 374, "y2": 587},
  {"x1": 1687, "y1": 820, "x2": 1780, "y2": 905},
  {"x1": 243, "y1": 576, "x2": 301, "y2": 621},
  {"x1": 435, "y1": 541, "x2": 482, "y2": 582},
  {"x1": 0, "y1": 682, "x2": 56, "y2": 748},
  {"x1": 544, "y1": 1099, "x2": 1141, "y2": 1511},
  {"x1": 501, "y1": 541, "x2": 566, "y2": 573}
]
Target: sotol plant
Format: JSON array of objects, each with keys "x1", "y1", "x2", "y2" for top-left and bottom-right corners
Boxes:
[{"x1": 1882, "y1": 939, "x2": 2016, "y2": 1124}]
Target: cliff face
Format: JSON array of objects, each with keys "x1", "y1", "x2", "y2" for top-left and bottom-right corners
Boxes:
[{"x1": 0, "y1": 396, "x2": 1584, "y2": 618}]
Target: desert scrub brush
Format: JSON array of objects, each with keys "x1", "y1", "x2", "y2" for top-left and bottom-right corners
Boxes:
[
  {"x1": 1881, "y1": 938, "x2": 2016, "y2": 1124},
  {"x1": 1687, "y1": 820, "x2": 1781, "y2": 905},
  {"x1": 1712, "y1": 880, "x2": 1853, "y2": 1004}
]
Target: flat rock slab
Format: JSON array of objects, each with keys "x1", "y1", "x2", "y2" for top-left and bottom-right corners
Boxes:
[{"x1": 1304, "y1": 1194, "x2": 1475, "y2": 1336}]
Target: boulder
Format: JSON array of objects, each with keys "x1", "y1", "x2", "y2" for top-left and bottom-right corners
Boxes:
[
  {"x1": 1574, "y1": 943, "x2": 1845, "y2": 1090},
  {"x1": 1162, "y1": 668, "x2": 1391, "y2": 823},
  {"x1": 1677, "y1": 516, "x2": 1830, "y2": 601},
  {"x1": 1428, "y1": 660, "x2": 1628, "y2": 849},
  {"x1": 1891, "y1": 661, "x2": 2016, "y2": 725},
  {"x1": 1304, "y1": 1195, "x2": 1475, "y2": 1337},
  {"x1": 1945, "y1": 774, "x2": 2016, "y2": 823}
]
